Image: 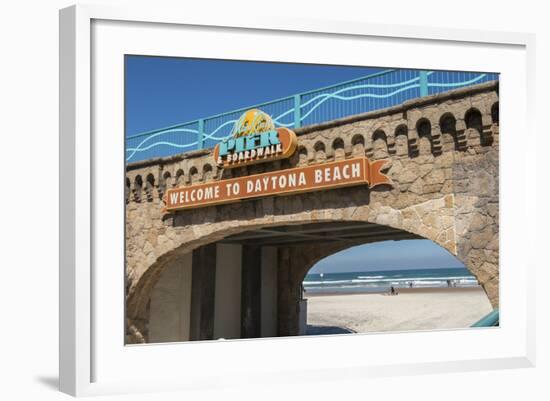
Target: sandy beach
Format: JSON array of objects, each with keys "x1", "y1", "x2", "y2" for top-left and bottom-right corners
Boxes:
[{"x1": 306, "y1": 287, "x2": 493, "y2": 335}]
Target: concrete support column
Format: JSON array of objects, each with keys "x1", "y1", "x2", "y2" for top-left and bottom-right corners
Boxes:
[
  {"x1": 277, "y1": 247, "x2": 297, "y2": 336},
  {"x1": 261, "y1": 246, "x2": 278, "y2": 337},
  {"x1": 241, "y1": 244, "x2": 262, "y2": 338},
  {"x1": 214, "y1": 244, "x2": 242, "y2": 339},
  {"x1": 190, "y1": 243, "x2": 217, "y2": 341}
]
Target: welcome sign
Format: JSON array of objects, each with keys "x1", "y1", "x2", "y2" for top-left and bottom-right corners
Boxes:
[{"x1": 163, "y1": 157, "x2": 391, "y2": 211}]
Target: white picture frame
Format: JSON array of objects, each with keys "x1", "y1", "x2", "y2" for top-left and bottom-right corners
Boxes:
[{"x1": 59, "y1": 4, "x2": 536, "y2": 397}]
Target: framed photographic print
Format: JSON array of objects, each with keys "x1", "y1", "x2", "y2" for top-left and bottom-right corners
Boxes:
[{"x1": 59, "y1": 4, "x2": 535, "y2": 397}]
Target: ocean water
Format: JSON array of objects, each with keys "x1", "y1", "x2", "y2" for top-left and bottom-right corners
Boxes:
[{"x1": 303, "y1": 267, "x2": 479, "y2": 295}]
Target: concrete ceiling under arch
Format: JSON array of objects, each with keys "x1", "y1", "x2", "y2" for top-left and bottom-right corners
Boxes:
[{"x1": 218, "y1": 221, "x2": 421, "y2": 247}]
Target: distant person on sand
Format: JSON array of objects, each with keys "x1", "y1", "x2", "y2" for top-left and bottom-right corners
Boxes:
[
  {"x1": 409, "y1": 281, "x2": 413, "y2": 288},
  {"x1": 390, "y1": 286, "x2": 397, "y2": 296}
]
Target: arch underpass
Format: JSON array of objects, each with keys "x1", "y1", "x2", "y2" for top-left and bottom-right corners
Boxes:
[
  {"x1": 147, "y1": 221, "x2": 422, "y2": 343},
  {"x1": 125, "y1": 81, "x2": 499, "y2": 344}
]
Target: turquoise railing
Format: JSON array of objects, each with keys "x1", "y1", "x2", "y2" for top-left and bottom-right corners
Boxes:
[
  {"x1": 471, "y1": 309, "x2": 499, "y2": 327},
  {"x1": 126, "y1": 69, "x2": 499, "y2": 163}
]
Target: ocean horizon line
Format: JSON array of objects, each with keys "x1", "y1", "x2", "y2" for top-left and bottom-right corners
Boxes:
[
  {"x1": 306, "y1": 266, "x2": 469, "y2": 276},
  {"x1": 303, "y1": 267, "x2": 479, "y2": 293}
]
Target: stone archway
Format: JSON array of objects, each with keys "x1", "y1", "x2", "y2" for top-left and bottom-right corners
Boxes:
[{"x1": 126, "y1": 191, "x2": 496, "y2": 343}]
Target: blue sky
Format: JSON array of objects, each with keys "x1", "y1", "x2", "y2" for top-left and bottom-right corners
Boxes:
[
  {"x1": 309, "y1": 240, "x2": 464, "y2": 274},
  {"x1": 125, "y1": 56, "x2": 460, "y2": 273},
  {"x1": 125, "y1": 56, "x2": 382, "y2": 136}
]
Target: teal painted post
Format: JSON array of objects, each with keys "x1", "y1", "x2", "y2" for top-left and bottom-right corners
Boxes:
[
  {"x1": 471, "y1": 309, "x2": 499, "y2": 327},
  {"x1": 197, "y1": 119, "x2": 204, "y2": 149},
  {"x1": 419, "y1": 70, "x2": 428, "y2": 97},
  {"x1": 293, "y1": 94, "x2": 301, "y2": 128}
]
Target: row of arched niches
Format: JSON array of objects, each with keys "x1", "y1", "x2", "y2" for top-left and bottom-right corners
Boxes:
[{"x1": 126, "y1": 90, "x2": 499, "y2": 204}]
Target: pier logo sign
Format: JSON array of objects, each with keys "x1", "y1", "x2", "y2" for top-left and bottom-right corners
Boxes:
[{"x1": 213, "y1": 109, "x2": 297, "y2": 168}]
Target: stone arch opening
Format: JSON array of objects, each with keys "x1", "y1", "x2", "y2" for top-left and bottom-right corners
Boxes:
[
  {"x1": 145, "y1": 173, "x2": 155, "y2": 202},
  {"x1": 297, "y1": 146, "x2": 309, "y2": 165},
  {"x1": 439, "y1": 112, "x2": 461, "y2": 151},
  {"x1": 491, "y1": 102, "x2": 499, "y2": 124},
  {"x1": 145, "y1": 220, "x2": 423, "y2": 342},
  {"x1": 372, "y1": 129, "x2": 388, "y2": 159},
  {"x1": 465, "y1": 108, "x2": 482, "y2": 141},
  {"x1": 416, "y1": 118, "x2": 433, "y2": 154},
  {"x1": 125, "y1": 177, "x2": 131, "y2": 204},
  {"x1": 188, "y1": 166, "x2": 199, "y2": 184},
  {"x1": 351, "y1": 134, "x2": 365, "y2": 156},
  {"x1": 133, "y1": 175, "x2": 143, "y2": 202},
  {"x1": 466, "y1": 107, "x2": 493, "y2": 147},
  {"x1": 314, "y1": 141, "x2": 326, "y2": 161},
  {"x1": 394, "y1": 124, "x2": 408, "y2": 156},
  {"x1": 203, "y1": 163, "x2": 214, "y2": 181},
  {"x1": 175, "y1": 169, "x2": 184, "y2": 186},
  {"x1": 332, "y1": 138, "x2": 345, "y2": 160},
  {"x1": 465, "y1": 108, "x2": 482, "y2": 131},
  {"x1": 159, "y1": 171, "x2": 172, "y2": 197},
  {"x1": 142, "y1": 217, "x2": 494, "y2": 343},
  {"x1": 127, "y1": 191, "x2": 496, "y2": 344}
]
